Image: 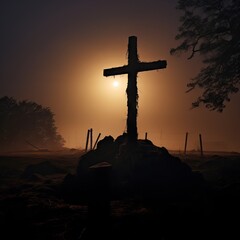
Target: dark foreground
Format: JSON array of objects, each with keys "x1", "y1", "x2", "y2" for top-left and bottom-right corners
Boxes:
[{"x1": 0, "y1": 149, "x2": 240, "y2": 239}]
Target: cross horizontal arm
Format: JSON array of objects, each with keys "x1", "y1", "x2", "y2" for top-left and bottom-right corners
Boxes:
[
  {"x1": 137, "y1": 60, "x2": 167, "y2": 73},
  {"x1": 103, "y1": 65, "x2": 129, "y2": 77},
  {"x1": 103, "y1": 60, "x2": 167, "y2": 77}
]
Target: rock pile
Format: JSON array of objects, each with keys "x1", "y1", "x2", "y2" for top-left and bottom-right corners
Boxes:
[{"x1": 62, "y1": 134, "x2": 205, "y2": 203}]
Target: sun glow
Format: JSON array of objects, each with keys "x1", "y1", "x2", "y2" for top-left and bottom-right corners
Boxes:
[{"x1": 113, "y1": 80, "x2": 119, "y2": 88}]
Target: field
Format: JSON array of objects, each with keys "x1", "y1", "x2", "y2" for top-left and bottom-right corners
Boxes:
[{"x1": 1, "y1": 149, "x2": 240, "y2": 239}]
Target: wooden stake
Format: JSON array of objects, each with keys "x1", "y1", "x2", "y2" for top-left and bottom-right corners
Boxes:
[
  {"x1": 93, "y1": 133, "x2": 101, "y2": 150},
  {"x1": 90, "y1": 128, "x2": 93, "y2": 150},
  {"x1": 184, "y1": 132, "x2": 188, "y2": 155},
  {"x1": 199, "y1": 134, "x2": 203, "y2": 157},
  {"x1": 85, "y1": 129, "x2": 90, "y2": 152}
]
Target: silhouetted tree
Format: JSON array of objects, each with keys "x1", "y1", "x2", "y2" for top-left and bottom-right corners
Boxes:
[
  {"x1": 0, "y1": 96, "x2": 65, "y2": 151},
  {"x1": 171, "y1": 0, "x2": 240, "y2": 111}
]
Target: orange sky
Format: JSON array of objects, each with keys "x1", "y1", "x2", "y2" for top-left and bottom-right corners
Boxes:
[{"x1": 1, "y1": 0, "x2": 240, "y2": 152}]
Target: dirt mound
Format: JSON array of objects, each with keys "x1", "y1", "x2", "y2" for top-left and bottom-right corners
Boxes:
[{"x1": 63, "y1": 135, "x2": 206, "y2": 202}]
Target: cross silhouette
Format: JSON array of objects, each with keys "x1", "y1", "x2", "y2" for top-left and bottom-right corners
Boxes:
[{"x1": 103, "y1": 36, "x2": 167, "y2": 142}]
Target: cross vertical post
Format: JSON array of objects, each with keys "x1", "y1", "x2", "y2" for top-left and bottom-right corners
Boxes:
[{"x1": 127, "y1": 36, "x2": 139, "y2": 142}]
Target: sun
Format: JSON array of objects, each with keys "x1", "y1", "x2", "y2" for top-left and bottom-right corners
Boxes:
[{"x1": 112, "y1": 80, "x2": 119, "y2": 88}]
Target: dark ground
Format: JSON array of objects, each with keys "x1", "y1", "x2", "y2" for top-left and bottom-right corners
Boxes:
[{"x1": 0, "y1": 149, "x2": 240, "y2": 239}]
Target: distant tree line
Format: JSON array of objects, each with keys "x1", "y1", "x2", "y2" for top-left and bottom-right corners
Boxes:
[{"x1": 0, "y1": 96, "x2": 65, "y2": 151}]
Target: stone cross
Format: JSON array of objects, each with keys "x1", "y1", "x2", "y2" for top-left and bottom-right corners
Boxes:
[{"x1": 103, "y1": 36, "x2": 167, "y2": 142}]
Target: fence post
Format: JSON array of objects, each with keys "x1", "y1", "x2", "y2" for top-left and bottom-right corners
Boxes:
[
  {"x1": 184, "y1": 132, "x2": 188, "y2": 156},
  {"x1": 90, "y1": 128, "x2": 93, "y2": 150},
  {"x1": 85, "y1": 129, "x2": 90, "y2": 152},
  {"x1": 199, "y1": 134, "x2": 203, "y2": 157},
  {"x1": 93, "y1": 133, "x2": 101, "y2": 150}
]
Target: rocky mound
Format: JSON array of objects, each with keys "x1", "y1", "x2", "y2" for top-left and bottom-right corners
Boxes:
[{"x1": 63, "y1": 134, "x2": 206, "y2": 203}]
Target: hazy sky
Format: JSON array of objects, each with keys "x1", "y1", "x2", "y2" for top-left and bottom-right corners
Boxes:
[{"x1": 1, "y1": 0, "x2": 240, "y2": 151}]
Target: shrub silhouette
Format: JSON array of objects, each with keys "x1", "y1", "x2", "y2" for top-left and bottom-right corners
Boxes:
[{"x1": 0, "y1": 96, "x2": 65, "y2": 151}]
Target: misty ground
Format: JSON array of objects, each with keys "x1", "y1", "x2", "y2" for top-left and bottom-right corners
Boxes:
[{"x1": 0, "y1": 149, "x2": 240, "y2": 239}]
